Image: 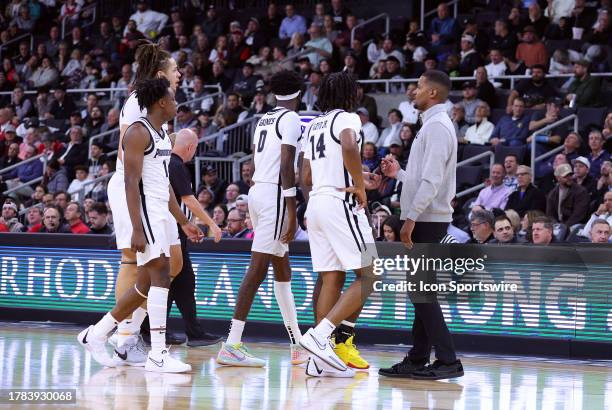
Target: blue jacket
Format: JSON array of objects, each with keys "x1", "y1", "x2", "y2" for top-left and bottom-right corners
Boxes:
[
  {"x1": 4, "y1": 158, "x2": 43, "y2": 182},
  {"x1": 490, "y1": 114, "x2": 530, "y2": 146},
  {"x1": 430, "y1": 17, "x2": 460, "y2": 45}
]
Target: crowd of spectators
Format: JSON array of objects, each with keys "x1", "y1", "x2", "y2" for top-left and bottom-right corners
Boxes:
[{"x1": 0, "y1": 0, "x2": 610, "y2": 243}]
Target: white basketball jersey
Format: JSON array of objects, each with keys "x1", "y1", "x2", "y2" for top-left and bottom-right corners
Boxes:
[
  {"x1": 252, "y1": 107, "x2": 301, "y2": 185},
  {"x1": 303, "y1": 109, "x2": 362, "y2": 203},
  {"x1": 129, "y1": 117, "x2": 172, "y2": 201},
  {"x1": 117, "y1": 91, "x2": 169, "y2": 175}
]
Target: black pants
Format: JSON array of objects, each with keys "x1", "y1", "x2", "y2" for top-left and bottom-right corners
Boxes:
[
  {"x1": 407, "y1": 221, "x2": 457, "y2": 364},
  {"x1": 142, "y1": 228, "x2": 204, "y2": 338}
]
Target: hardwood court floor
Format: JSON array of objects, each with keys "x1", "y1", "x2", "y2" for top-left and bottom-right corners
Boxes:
[{"x1": 1, "y1": 323, "x2": 611, "y2": 410}]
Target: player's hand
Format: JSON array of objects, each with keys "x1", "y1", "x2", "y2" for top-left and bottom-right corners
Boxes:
[
  {"x1": 182, "y1": 222, "x2": 204, "y2": 243},
  {"x1": 342, "y1": 185, "x2": 367, "y2": 209},
  {"x1": 363, "y1": 172, "x2": 382, "y2": 190},
  {"x1": 210, "y1": 224, "x2": 222, "y2": 243},
  {"x1": 281, "y1": 218, "x2": 297, "y2": 244},
  {"x1": 130, "y1": 230, "x2": 147, "y2": 253},
  {"x1": 381, "y1": 156, "x2": 400, "y2": 178},
  {"x1": 400, "y1": 219, "x2": 415, "y2": 249}
]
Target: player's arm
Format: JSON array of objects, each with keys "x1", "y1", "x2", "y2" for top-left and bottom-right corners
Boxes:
[
  {"x1": 182, "y1": 194, "x2": 222, "y2": 243},
  {"x1": 340, "y1": 128, "x2": 367, "y2": 208},
  {"x1": 168, "y1": 186, "x2": 203, "y2": 243},
  {"x1": 297, "y1": 151, "x2": 311, "y2": 202},
  {"x1": 280, "y1": 142, "x2": 297, "y2": 243},
  {"x1": 123, "y1": 124, "x2": 149, "y2": 253}
]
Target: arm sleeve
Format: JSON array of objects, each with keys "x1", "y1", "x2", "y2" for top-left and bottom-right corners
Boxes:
[
  {"x1": 278, "y1": 111, "x2": 301, "y2": 148},
  {"x1": 168, "y1": 160, "x2": 193, "y2": 198}
]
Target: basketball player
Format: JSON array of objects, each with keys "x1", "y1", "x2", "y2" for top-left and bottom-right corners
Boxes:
[
  {"x1": 299, "y1": 72, "x2": 377, "y2": 377},
  {"x1": 216, "y1": 70, "x2": 308, "y2": 367},
  {"x1": 78, "y1": 78, "x2": 202, "y2": 373},
  {"x1": 107, "y1": 42, "x2": 184, "y2": 365}
]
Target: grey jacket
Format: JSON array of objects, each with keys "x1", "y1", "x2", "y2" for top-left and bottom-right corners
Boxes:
[{"x1": 397, "y1": 104, "x2": 457, "y2": 222}]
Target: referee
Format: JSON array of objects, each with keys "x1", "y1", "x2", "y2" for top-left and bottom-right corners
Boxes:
[
  {"x1": 379, "y1": 70, "x2": 463, "y2": 380},
  {"x1": 143, "y1": 129, "x2": 223, "y2": 347}
]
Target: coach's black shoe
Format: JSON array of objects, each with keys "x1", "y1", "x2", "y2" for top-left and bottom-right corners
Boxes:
[
  {"x1": 410, "y1": 359, "x2": 464, "y2": 380},
  {"x1": 186, "y1": 332, "x2": 223, "y2": 347},
  {"x1": 141, "y1": 332, "x2": 186, "y2": 346},
  {"x1": 378, "y1": 356, "x2": 428, "y2": 378}
]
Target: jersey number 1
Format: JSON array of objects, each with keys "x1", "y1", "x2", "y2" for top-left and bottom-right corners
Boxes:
[
  {"x1": 163, "y1": 160, "x2": 168, "y2": 178},
  {"x1": 310, "y1": 133, "x2": 326, "y2": 160},
  {"x1": 257, "y1": 130, "x2": 267, "y2": 152}
]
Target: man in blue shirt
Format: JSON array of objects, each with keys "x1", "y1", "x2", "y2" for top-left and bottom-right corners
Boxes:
[
  {"x1": 430, "y1": 3, "x2": 460, "y2": 46},
  {"x1": 490, "y1": 97, "x2": 530, "y2": 147},
  {"x1": 279, "y1": 4, "x2": 307, "y2": 40}
]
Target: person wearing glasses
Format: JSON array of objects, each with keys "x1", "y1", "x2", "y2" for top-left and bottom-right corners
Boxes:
[
  {"x1": 468, "y1": 209, "x2": 495, "y2": 243},
  {"x1": 505, "y1": 165, "x2": 546, "y2": 217},
  {"x1": 222, "y1": 208, "x2": 251, "y2": 238}
]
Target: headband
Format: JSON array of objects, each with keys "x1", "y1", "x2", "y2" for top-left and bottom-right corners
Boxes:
[{"x1": 274, "y1": 90, "x2": 300, "y2": 101}]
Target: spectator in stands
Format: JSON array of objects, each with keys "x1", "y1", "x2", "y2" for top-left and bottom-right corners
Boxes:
[
  {"x1": 430, "y1": 3, "x2": 460, "y2": 46},
  {"x1": 572, "y1": 156, "x2": 598, "y2": 199},
  {"x1": 451, "y1": 104, "x2": 469, "y2": 140},
  {"x1": 472, "y1": 164, "x2": 514, "y2": 211},
  {"x1": 26, "y1": 206, "x2": 43, "y2": 232},
  {"x1": 28, "y1": 56, "x2": 59, "y2": 89},
  {"x1": 458, "y1": 34, "x2": 483, "y2": 76},
  {"x1": 196, "y1": 186, "x2": 215, "y2": 216},
  {"x1": 245, "y1": 88, "x2": 273, "y2": 118},
  {"x1": 490, "y1": 98, "x2": 531, "y2": 147},
  {"x1": 398, "y1": 84, "x2": 419, "y2": 125},
  {"x1": 87, "y1": 202, "x2": 113, "y2": 234},
  {"x1": 24, "y1": 184, "x2": 46, "y2": 208},
  {"x1": 88, "y1": 160, "x2": 112, "y2": 203},
  {"x1": 568, "y1": 0, "x2": 598, "y2": 32},
  {"x1": 201, "y1": 5, "x2": 223, "y2": 42},
  {"x1": 566, "y1": 60, "x2": 603, "y2": 108},
  {"x1": 549, "y1": 49, "x2": 574, "y2": 75},
  {"x1": 362, "y1": 142, "x2": 380, "y2": 171},
  {"x1": 64, "y1": 201, "x2": 90, "y2": 234},
  {"x1": 589, "y1": 219, "x2": 611, "y2": 243},
  {"x1": 546, "y1": 163, "x2": 590, "y2": 226},
  {"x1": 44, "y1": 159, "x2": 68, "y2": 194},
  {"x1": 66, "y1": 165, "x2": 91, "y2": 203},
  {"x1": 234, "y1": 160, "x2": 253, "y2": 195},
  {"x1": 41, "y1": 193, "x2": 54, "y2": 208},
  {"x1": 224, "y1": 183, "x2": 240, "y2": 211},
  {"x1": 587, "y1": 130, "x2": 609, "y2": 180},
  {"x1": 492, "y1": 215, "x2": 518, "y2": 243},
  {"x1": 54, "y1": 191, "x2": 70, "y2": 211},
  {"x1": 0, "y1": 201, "x2": 24, "y2": 232},
  {"x1": 515, "y1": 26, "x2": 548, "y2": 69},
  {"x1": 504, "y1": 155, "x2": 519, "y2": 191},
  {"x1": 279, "y1": 4, "x2": 307, "y2": 40},
  {"x1": 458, "y1": 81, "x2": 482, "y2": 124},
  {"x1": 485, "y1": 49, "x2": 507, "y2": 88},
  {"x1": 305, "y1": 22, "x2": 332, "y2": 67},
  {"x1": 84, "y1": 106, "x2": 104, "y2": 137},
  {"x1": 603, "y1": 112, "x2": 612, "y2": 140},
  {"x1": 222, "y1": 209, "x2": 251, "y2": 238},
  {"x1": 208, "y1": 35, "x2": 228, "y2": 65},
  {"x1": 127, "y1": 1, "x2": 168, "y2": 39},
  {"x1": 397, "y1": 124, "x2": 415, "y2": 162},
  {"x1": 377, "y1": 109, "x2": 402, "y2": 150},
  {"x1": 356, "y1": 83, "x2": 378, "y2": 125},
  {"x1": 508, "y1": 65, "x2": 560, "y2": 111},
  {"x1": 595, "y1": 160, "x2": 611, "y2": 200},
  {"x1": 11, "y1": 87, "x2": 32, "y2": 121},
  {"x1": 528, "y1": 98, "x2": 566, "y2": 148},
  {"x1": 92, "y1": 21, "x2": 118, "y2": 61},
  {"x1": 376, "y1": 37, "x2": 405, "y2": 70},
  {"x1": 0, "y1": 144, "x2": 42, "y2": 196},
  {"x1": 0, "y1": 142, "x2": 20, "y2": 168},
  {"x1": 208, "y1": 61, "x2": 231, "y2": 92},
  {"x1": 381, "y1": 215, "x2": 402, "y2": 242},
  {"x1": 99, "y1": 108, "x2": 120, "y2": 150},
  {"x1": 527, "y1": 4, "x2": 550, "y2": 38},
  {"x1": 46, "y1": 86, "x2": 75, "y2": 120},
  {"x1": 175, "y1": 105, "x2": 197, "y2": 132},
  {"x1": 531, "y1": 216, "x2": 554, "y2": 245},
  {"x1": 358, "y1": 107, "x2": 379, "y2": 145},
  {"x1": 578, "y1": 191, "x2": 612, "y2": 239},
  {"x1": 474, "y1": 67, "x2": 496, "y2": 109},
  {"x1": 505, "y1": 165, "x2": 547, "y2": 217},
  {"x1": 384, "y1": 56, "x2": 405, "y2": 93},
  {"x1": 227, "y1": 28, "x2": 251, "y2": 69},
  {"x1": 231, "y1": 63, "x2": 261, "y2": 105},
  {"x1": 491, "y1": 20, "x2": 518, "y2": 59},
  {"x1": 57, "y1": 126, "x2": 88, "y2": 180},
  {"x1": 44, "y1": 26, "x2": 61, "y2": 59},
  {"x1": 39, "y1": 205, "x2": 71, "y2": 233},
  {"x1": 469, "y1": 209, "x2": 495, "y2": 243},
  {"x1": 585, "y1": 8, "x2": 611, "y2": 46},
  {"x1": 202, "y1": 165, "x2": 227, "y2": 205},
  {"x1": 464, "y1": 102, "x2": 494, "y2": 145}
]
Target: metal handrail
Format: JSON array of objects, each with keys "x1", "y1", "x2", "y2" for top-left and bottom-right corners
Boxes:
[
  {"x1": 530, "y1": 114, "x2": 578, "y2": 178},
  {"x1": 456, "y1": 151, "x2": 494, "y2": 199},
  {"x1": 88, "y1": 128, "x2": 119, "y2": 160},
  {"x1": 421, "y1": 0, "x2": 459, "y2": 33},
  {"x1": 72, "y1": 171, "x2": 114, "y2": 200},
  {"x1": 351, "y1": 13, "x2": 389, "y2": 46},
  {"x1": 0, "y1": 33, "x2": 34, "y2": 60},
  {"x1": 278, "y1": 47, "x2": 316, "y2": 65},
  {"x1": 174, "y1": 91, "x2": 225, "y2": 129},
  {"x1": 197, "y1": 116, "x2": 260, "y2": 153},
  {"x1": 194, "y1": 154, "x2": 253, "y2": 192},
  {"x1": 0, "y1": 153, "x2": 46, "y2": 175},
  {"x1": 3, "y1": 176, "x2": 43, "y2": 196},
  {"x1": 0, "y1": 84, "x2": 222, "y2": 97},
  {"x1": 61, "y1": 3, "x2": 96, "y2": 39}
]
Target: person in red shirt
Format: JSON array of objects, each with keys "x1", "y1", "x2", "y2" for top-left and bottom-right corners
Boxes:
[
  {"x1": 26, "y1": 206, "x2": 44, "y2": 232},
  {"x1": 515, "y1": 26, "x2": 548, "y2": 68},
  {"x1": 64, "y1": 201, "x2": 91, "y2": 234}
]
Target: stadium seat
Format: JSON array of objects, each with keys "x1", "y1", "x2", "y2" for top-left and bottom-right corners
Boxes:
[
  {"x1": 493, "y1": 89, "x2": 510, "y2": 109},
  {"x1": 544, "y1": 40, "x2": 570, "y2": 58},
  {"x1": 461, "y1": 144, "x2": 493, "y2": 166},
  {"x1": 456, "y1": 165, "x2": 483, "y2": 192},
  {"x1": 490, "y1": 108, "x2": 506, "y2": 124},
  {"x1": 553, "y1": 223, "x2": 568, "y2": 242},
  {"x1": 577, "y1": 107, "x2": 607, "y2": 133},
  {"x1": 494, "y1": 144, "x2": 527, "y2": 164}
]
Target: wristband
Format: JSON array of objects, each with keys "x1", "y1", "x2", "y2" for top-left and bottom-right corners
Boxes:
[
  {"x1": 282, "y1": 187, "x2": 297, "y2": 197},
  {"x1": 535, "y1": 135, "x2": 549, "y2": 143}
]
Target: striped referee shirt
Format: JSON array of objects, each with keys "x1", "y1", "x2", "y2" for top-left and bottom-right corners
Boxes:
[{"x1": 168, "y1": 153, "x2": 194, "y2": 222}]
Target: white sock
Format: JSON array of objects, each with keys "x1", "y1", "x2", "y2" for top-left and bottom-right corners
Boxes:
[
  {"x1": 148, "y1": 286, "x2": 169, "y2": 354},
  {"x1": 226, "y1": 319, "x2": 245, "y2": 345},
  {"x1": 92, "y1": 312, "x2": 118, "y2": 339},
  {"x1": 341, "y1": 320, "x2": 355, "y2": 328},
  {"x1": 116, "y1": 307, "x2": 148, "y2": 346},
  {"x1": 313, "y1": 318, "x2": 336, "y2": 340},
  {"x1": 274, "y1": 281, "x2": 301, "y2": 344}
]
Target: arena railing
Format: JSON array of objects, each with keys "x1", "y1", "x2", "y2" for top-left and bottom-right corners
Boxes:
[
  {"x1": 358, "y1": 72, "x2": 612, "y2": 93},
  {"x1": 0, "y1": 33, "x2": 34, "y2": 60},
  {"x1": 87, "y1": 128, "x2": 119, "y2": 160},
  {"x1": 173, "y1": 90, "x2": 226, "y2": 129},
  {"x1": 70, "y1": 171, "x2": 115, "y2": 203},
  {"x1": 351, "y1": 13, "x2": 389, "y2": 46},
  {"x1": 61, "y1": 3, "x2": 97, "y2": 39},
  {"x1": 194, "y1": 154, "x2": 253, "y2": 193},
  {"x1": 530, "y1": 114, "x2": 579, "y2": 179},
  {"x1": 1, "y1": 154, "x2": 47, "y2": 196},
  {"x1": 196, "y1": 116, "x2": 260, "y2": 157},
  {"x1": 421, "y1": 0, "x2": 459, "y2": 35},
  {"x1": 455, "y1": 150, "x2": 495, "y2": 198}
]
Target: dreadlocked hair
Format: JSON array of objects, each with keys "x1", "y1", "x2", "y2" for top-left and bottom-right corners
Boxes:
[
  {"x1": 317, "y1": 71, "x2": 358, "y2": 113},
  {"x1": 135, "y1": 77, "x2": 170, "y2": 111},
  {"x1": 270, "y1": 70, "x2": 304, "y2": 97},
  {"x1": 134, "y1": 40, "x2": 172, "y2": 84}
]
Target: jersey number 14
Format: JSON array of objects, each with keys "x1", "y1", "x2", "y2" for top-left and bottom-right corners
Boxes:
[{"x1": 310, "y1": 134, "x2": 326, "y2": 160}]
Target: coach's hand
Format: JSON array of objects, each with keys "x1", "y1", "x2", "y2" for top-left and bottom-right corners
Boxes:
[
  {"x1": 381, "y1": 156, "x2": 400, "y2": 178},
  {"x1": 400, "y1": 219, "x2": 415, "y2": 249},
  {"x1": 210, "y1": 224, "x2": 222, "y2": 243},
  {"x1": 130, "y1": 229, "x2": 147, "y2": 253},
  {"x1": 182, "y1": 222, "x2": 204, "y2": 243},
  {"x1": 363, "y1": 172, "x2": 382, "y2": 190}
]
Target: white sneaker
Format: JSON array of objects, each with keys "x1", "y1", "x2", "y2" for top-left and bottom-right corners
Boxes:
[
  {"x1": 112, "y1": 335, "x2": 147, "y2": 367},
  {"x1": 216, "y1": 342, "x2": 266, "y2": 367},
  {"x1": 144, "y1": 349, "x2": 191, "y2": 373},
  {"x1": 299, "y1": 328, "x2": 347, "y2": 371},
  {"x1": 306, "y1": 356, "x2": 356, "y2": 378},
  {"x1": 77, "y1": 325, "x2": 116, "y2": 368},
  {"x1": 291, "y1": 344, "x2": 309, "y2": 366}
]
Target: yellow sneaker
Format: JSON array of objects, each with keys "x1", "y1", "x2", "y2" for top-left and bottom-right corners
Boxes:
[{"x1": 333, "y1": 335, "x2": 370, "y2": 369}]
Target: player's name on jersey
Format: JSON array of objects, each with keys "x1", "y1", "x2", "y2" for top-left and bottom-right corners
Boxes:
[
  {"x1": 258, "y1": 117, "x2": 277, "y2": 127},
  {"x1": 153, "y1": 148, "x2": 172, "y2": 158},
  {"x1": 310, "y1": 120, "x2": 328, "y2": 131}
]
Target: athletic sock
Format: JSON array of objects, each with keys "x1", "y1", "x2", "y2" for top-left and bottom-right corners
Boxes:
[
  {"x1": 274, "y1": 281, "x2": 302, "y2": 344},
  {"x1": 226, "y1": 319, "x2": 245, "y2": 345},
  {"x1": 334, "y1": 320, "x2": 356, "y2": 344},
  {"x1": 92, "y1": 312, "x2": 118, "y2": 339},
  {"x1": 313, "y1": 318, "x2": 336, "y2": 340},
  {"x1": 148, "y1": 286, "x2": 169, "y2": 354},
  {"x1": 116, "y1": 307, "x2": 147, "y2": 346}
]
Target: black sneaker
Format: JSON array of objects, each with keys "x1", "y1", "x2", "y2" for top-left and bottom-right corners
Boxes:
[
  {"x1": 141, "y1": 332, "x2": 186, "y2": 346},
  {"x1": 186, "y1": 332, "x2": 223, "y2": 347},
  {"x1": 410, "y1": 359, "x2": 464, "y2": 380},
  {"x1": 378, "y1": 356, "x2": 429, "y2": 378}
]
